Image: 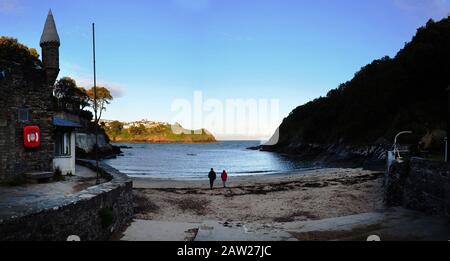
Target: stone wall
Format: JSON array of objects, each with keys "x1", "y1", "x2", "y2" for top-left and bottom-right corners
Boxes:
[
  {"x1": 0, "y1": 63, "x2": 54, "y2": 181},
  {"x1": 0, "y1": 161, "x2": 133, "y2": 241},
  {"x1": 385, "y1": 157, "x2": 450, "y2": 218},
  {"x1": 41, "y1": 43, "x2": 60, "y2": 86}
]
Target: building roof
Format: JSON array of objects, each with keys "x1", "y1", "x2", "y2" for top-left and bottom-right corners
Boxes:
[
  {"x1": 40, "y1": 9, "x2": 60, "y2": 46},
  {"x1": 53, "y1": 117, "x2": 81, "y2": 128}
]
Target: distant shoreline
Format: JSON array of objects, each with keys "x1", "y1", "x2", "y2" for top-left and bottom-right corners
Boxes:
[
  {"x1": 111, "y1": 140, "x2": 263, "y2": 145},
  {"x1": 112, "y1": 140, "x2": 218, "y2": 145},
  {"x1": 103, "y1": 120, "x2": 217, "y2": 144}
]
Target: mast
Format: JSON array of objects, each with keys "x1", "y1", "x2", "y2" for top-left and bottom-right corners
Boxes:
[{"x1": 93, "y1": 23, "x2": 100, "y2": 184}]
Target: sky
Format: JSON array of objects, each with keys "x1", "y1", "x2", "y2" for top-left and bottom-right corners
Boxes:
[{"x1": 1, "y1": 0, "x2": 450, "y2": 140}]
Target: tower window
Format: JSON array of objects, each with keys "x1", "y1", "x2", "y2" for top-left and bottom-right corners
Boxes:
[{"x1": 18, "y1": 108, "x2": 30, "y2": 122}]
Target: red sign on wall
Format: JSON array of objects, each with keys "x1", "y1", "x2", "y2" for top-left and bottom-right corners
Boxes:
[{"x1": 24, "y1": 126, "x2": 41, "y2": 149}]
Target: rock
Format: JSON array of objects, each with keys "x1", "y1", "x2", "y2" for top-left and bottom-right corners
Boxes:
[
  {"x1": 75, "y1": 131, "x2": 123, "y2": 160},
  {"x1": 76, "y1": 132, "x2": 108, "y2": 152},
  {"x1": 262, "y1": 143, "x2": 388, "y2": 170}
]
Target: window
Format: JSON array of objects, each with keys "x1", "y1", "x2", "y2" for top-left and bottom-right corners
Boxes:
[
  {"x1": 18, "y1": 108, "x2": 30, "y2": 122},
  {"x1": 55, "y1": 132, "x2": 71, "y2": 157}
]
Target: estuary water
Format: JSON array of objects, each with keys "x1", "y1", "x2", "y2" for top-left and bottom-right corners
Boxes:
[{"x1": 104, "y1": 141, "x2": 314, "y2": 180}]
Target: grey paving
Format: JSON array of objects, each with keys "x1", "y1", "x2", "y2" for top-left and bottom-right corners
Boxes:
[
  {"x1": 120, "y1": 208, "x2": 450, "y2": 241},
  {"x1": 195, "y1": 220, "x2": 298, "y2": 241},
  {"x1": 0, "y1": 165, "x2": 98, "y2": 220},
  {"x1": 120, "y1": 220, "x2": 201, "y2": 241}
]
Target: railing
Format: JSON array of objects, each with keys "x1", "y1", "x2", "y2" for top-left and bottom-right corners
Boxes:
[
  {"x1": 387, "y1": 131, "x2": 413, "y2": 175},
  {"x1": 393, "y1": 131, "x2": 413, "y2": 160}
]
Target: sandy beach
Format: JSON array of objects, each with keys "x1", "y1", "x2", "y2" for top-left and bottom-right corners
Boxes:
[{"x1": 132, "y1": 168, "x2": 385, "y2": 224}]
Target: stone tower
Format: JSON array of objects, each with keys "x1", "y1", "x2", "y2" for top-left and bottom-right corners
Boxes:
[{"x1": 40, "y1": 9, "x2": 60, "y2": 86}]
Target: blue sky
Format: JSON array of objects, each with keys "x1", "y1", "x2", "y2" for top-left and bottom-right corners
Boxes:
[{"x1": 1, "y1": 0, "x2": 449, "y2": 139}]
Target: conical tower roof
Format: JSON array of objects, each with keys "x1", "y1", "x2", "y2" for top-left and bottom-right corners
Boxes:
[{"x1": 40, "y1": 9, "x2": 60, "y2": 46}]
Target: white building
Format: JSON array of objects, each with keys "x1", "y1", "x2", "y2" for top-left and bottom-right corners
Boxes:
[{"x1": 53, "y1": 116, "x2": 80, "y2": 175}]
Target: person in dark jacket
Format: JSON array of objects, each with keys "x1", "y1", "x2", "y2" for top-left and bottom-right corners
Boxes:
[
  {"x1": 208, "y1": 168, "x2": 216, "y2": 190},
  {"x1": 221, "y1": 170, "x2": 228, "y2": 188}
]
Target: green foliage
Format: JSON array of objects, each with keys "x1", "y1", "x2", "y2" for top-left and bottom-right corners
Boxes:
[
  {"x1": 277, "y1": 17, "x2": 450, "y2": 146},
  {"x1": 53, "y1": 78, "x2": 114, "y2": 123},
  {"x1": 54, "y1": 77, "x2": 92, "y2": 121},
  {"x1": 54, "y1": 77, "x2": 88, "y2": 105},
  {"x1": 54, "y1": 77, "x2": 78, "y2": 100},
  {"x1": 0, "y1": 36, "x2": 40, "y2": 69},
  {"x1": 129, "y1": 124, "x2": 146, "y2": 136},
  {"x1": 77, "y1": 87, "x2": 90, "y2": 110},
  {"x1": 108, "y1": 121, "x2": 124, "y2": 141},
  {"x1": 104, "y1": 122, "x2": 216, "y2": 143},
  {"x1": 86, "y1": 87, "x2": 113, "y2": 123}
]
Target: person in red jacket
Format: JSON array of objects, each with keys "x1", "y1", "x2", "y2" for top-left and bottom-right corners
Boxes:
[{"x1": 221, "y1": 170, "x2": 228, "y2": 188}]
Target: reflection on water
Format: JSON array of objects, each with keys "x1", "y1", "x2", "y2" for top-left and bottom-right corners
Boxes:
[{"x1": 104, "y1": 141, "x2": 315, "y2": 180}]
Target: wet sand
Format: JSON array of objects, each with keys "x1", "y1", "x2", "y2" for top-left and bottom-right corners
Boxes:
[{"x1": 132, "y1": 168, "x2": 385, "y2": 223}]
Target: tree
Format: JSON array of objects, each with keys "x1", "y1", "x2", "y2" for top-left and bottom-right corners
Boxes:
[
  {"x1": 129, "y1": 124, "x2": 146, "y2": 136},
  {"x1": 108, "y1": 121, "x2": 124, "y2": 141},
  {"x1": 0, "y1": 37, "x2": 40, "y2": 69},
  {"x1": 77, "y1": 87, "x2": 90, "y2": 110},
  {"x1": 54, "y1": 77, "x2": 90, "y2": 113},
  {"x1": 28, "y1": 48, "x2": 39, "y2": 59},
  {"x1": 54, "y1": 77, "x2": 78, "y2": 100},
  {"x1": 86, "y1": 86, "x2": 113, "y2": 124}
]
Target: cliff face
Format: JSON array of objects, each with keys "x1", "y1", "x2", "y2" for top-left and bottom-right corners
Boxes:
[{"x1": 264, "y1": 17, "x2": 450, "y2": 167}]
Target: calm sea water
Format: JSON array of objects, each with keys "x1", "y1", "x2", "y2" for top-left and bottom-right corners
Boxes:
[{"x1": 104, "y1": 141, "x2": 314, "y2": 180}]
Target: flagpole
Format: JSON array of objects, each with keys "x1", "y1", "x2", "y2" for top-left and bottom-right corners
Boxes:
[{"x1": 93, "y1": 22, "x2": 100, "y2": 184}]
